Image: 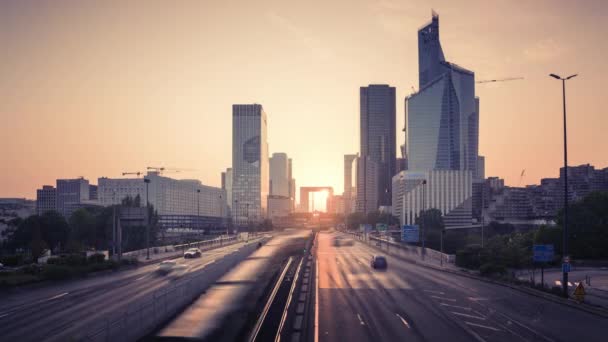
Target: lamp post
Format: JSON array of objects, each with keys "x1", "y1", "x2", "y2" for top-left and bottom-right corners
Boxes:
[
  {"x1": 246, "y1": 203, "x2": 250, "y2": 235},
  {"x1": 421, "y1": 179, "x2": 427, "y2": 260},
  {"x1": 144, "y1": 178, "x2": 151, "y2": 260},
  {"x1": 549, "y1": 72, "x2": 578, "y2": 298}
]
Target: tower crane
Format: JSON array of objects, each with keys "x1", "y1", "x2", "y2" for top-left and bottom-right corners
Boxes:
[
  {"x1": 122, "y1": 171, "x2": 142, "y2": 177},
  {"x1": 477, "y1": 77, "x2": 524, "y2": 84},
  {"x1": 146, "y1": 166, "x2": 197, "y2": 175}
]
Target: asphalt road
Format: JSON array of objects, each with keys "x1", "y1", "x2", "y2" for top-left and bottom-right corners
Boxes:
[
  {"x1": 315, "y1": 231, "x2": 608, "y2": 342},
  {"x1": 0, "y1": 239, "x2": 260, "y2": 342}
]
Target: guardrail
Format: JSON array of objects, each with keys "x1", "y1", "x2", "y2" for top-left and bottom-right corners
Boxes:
[
  {"x1": 122, "y1": 235, "x2": 239, "y2": 261},
  {"x1": 346, "y1": 231, "x2": 455, "y2": 266}
]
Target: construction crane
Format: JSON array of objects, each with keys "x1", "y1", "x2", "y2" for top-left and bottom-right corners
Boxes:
[
  {"x1": 518, "y1": 169, "x2": 526, "y2": 186},
  {"x1": 477, "y1": 77, "x2": 524, "y2": 84},
  {"x1": 122, "y1": 172, "x2": 142, "y2": 177},
  {"x1": 146, "y1": 166, "x2": 196, "y2": 175}
]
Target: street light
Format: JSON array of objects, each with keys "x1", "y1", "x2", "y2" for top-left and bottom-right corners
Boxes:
[
  {"x1": 549, "y1": 72, "x2": 578, "y2": 298},
  {"x1": 421, "y1": 179, "x2": 427, "y2": 260},
  {"x1": 144, "y1": 178, "x2": 151, "y2": 260}
]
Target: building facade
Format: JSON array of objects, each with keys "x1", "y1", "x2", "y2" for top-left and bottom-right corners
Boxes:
[
  {"x1": 56, "y1": 178, "x2": 90, "y2": 218},
  {"x1": 407, "y1": 14, "x2": 480, "y2": 178},
  {"x1": 393, "y1": 170, "x2": 473, "y2": 229},
  {"x1": 343, "y1": 154, "x2": 358, "y2": 214},
  {"x1": 98, "y1": 172, "x2": 226, "y2": 219},
  {"x1": 232, "y1": 104, "x2": 269, "y2": 225},
  {"x1": 357, "y1": 84, "x2": 396, "y2": 213},
  {"x1": 270, "y1": 153, "x2": 290, "y2": 197},
  {"x1": 36, "y1": 185, "x2": 57, "y2": 215}
]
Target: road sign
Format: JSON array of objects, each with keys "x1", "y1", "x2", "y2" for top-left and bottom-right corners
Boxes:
[
  {"x1": 533, "y1": 244, "x2": 554, "y2": 263},
  {"x1": 574, "y1": 282, "x2": 586, "y2": 302},
  {"x1": 402, "y1": 225, "x2": 420, "y2": 243},
  {"x1": 360, "y1": 224, "x2": 373, "y2": 233},
  {"x1": 562, "y1": 263, "x2": 571, "y2": 273}
]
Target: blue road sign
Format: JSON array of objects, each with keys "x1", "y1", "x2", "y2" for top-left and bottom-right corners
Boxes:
[
  {"x1": 562, "y1": 263, "x2": 571, "y2": 273},
  {"x1": 402, "y1": 225, "x2": 420, "y2": 243},
  {"x1": 533, "y1": 244, "x2": 554, "y2": 263}
]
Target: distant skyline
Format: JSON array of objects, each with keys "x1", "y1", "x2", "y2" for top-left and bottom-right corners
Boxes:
[{"x1": 2, "y1": 0, "x2": 607, "y2": 199}]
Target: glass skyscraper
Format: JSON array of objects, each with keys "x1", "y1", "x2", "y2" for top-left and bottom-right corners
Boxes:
[
  {"x1": 232, "y1": 104, "x2": 269, "y2": 225},
  {"x1": 357, "y1": 84, "x2": 396, "y2": 213},
  {"x1": 407, "y1": 13, "x2": 480, "y2": 177}
]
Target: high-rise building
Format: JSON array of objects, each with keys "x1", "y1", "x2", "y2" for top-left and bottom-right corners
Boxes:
[
  {"x1": 270, "y1": 153, "x2": 290, "y2": 197},
  {"x1": 343, "y1": 154, "x2": 358, "y2": 214},
  {"x1": 407, "y1": 13, "x2": 480, "y2": 177},
  {"x1": 223, "y1": 168, "x2": 233, "y2": 213},
  {"x1": 357, "y1": 84, "x2": 396, "y2": 213},
  {"x1": 36, "y1": 185, "x2": 57, "y2": 215},
  {"x1": 232, "y1": 104, "x2": 269, "y2": 225},
  {"x1": 56, "y1": 178, "x2": 90, "y2": 218}
]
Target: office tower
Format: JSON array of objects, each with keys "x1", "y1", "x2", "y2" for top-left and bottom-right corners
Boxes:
[
  {"x1": 36, "y1": 185, "x2": 57, "y2": 215},
  {"x1": 225, "y1": 168, "x2": 233, "y2": 212},
  {"x1": 343, "y1": 154, "x2": 358, "y2": 214},
  {"x1": 269, "y1": 153, "x2": 290, "y2": 197},
  {"x1": 232, "y1": 104, "x2": 269, "y2": 225},
  {"x1": 56, "y1": 178, "x2": 90, "y2": 218},
  {"x1": 357, "y1": 84, "x2": 396, "y2": 213},
  {"x1": 407, "y1": 13, "x2": 480, "y2": 177}
]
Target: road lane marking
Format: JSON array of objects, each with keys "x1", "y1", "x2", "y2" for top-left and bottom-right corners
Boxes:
[
  {"x1": 395, "y1": 313, "x2": 411, "y2": 328},
  {"x1": 465, "y1": 322, "x2": 501, "y2": 331},
  {"x1": 440, "y1": 303, "x2": 472, "y2": 311},
  {"x1": 424, "y1": 290, "x2": 445, "y2": 295},
  {"x1": 0, "y1": 313, "x2": 8, "y2": 318},
  {"x1": 357, "y1": 313, "x2": 366, "y2": 325},
  {"x1": 430, "y1": 295, "x2": 456, "y2": 302},
  {"x1": 451, "y1": 311, "x2": 486, "y2": 320},
  {"x1": 49, "y1": 292, "x2": 69, "y2": 300},
  {"x1": 135, "y1": 275, "x2": 147, "y2": 281}
]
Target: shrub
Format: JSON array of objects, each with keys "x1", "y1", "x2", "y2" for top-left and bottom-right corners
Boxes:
[
  {"x1": 455, "y1": 245, "x2": 483, "y2": 269},
  {"x1": 46, "y1": 257, "x2": 61, "y2": 265},
  {"x1": 0, "y1": 254, "x2": 24, "y2": 267},
  {"x1": 479, "y1": 262, "x2": 507, "y2": 276},
  {"x1": 87, "y1": 253, "x2": 106, "y2": 264},
  {"x1": 42, "y1": 265, "x2": 73, "y2": 280},
  {"x1": 20, "y1": 264, "x2": 43, "y2": 275}
]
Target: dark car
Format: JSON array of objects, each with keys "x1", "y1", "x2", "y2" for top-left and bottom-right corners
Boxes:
[
  {"x1": 184, "y1": 248, "x2": 202, "y2": 258},
  {"x1": 370, "y1": 255, "x2": 388, "y2": 269}
]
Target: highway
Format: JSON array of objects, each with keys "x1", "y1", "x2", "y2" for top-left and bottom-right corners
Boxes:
[
  {"x1": 0, "y1": 238, "x2": 263, "y2": 342},
  {"x1": 315, "y1": 231, "x2": 608, "y2": 342}
]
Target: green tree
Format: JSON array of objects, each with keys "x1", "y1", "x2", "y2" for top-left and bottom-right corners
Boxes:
[
  {"x1": 69, "y1": 208, "x2": 97, "y2": 250},
  {"x1": 39, "y1": 211, "x2": 69, "y2": 252},
  {"x1": 416, "y1": 209, "x2": 445, "y2": 250}
]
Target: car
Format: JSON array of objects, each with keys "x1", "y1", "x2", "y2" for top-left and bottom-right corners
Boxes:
[
  {"x1": 370, "y1": 255, "x2": 388, "y2": 269},
  {"x1": 184, "y1": 248, "x2": 202, "y2": 258},
  {"x1": 157, "y1": 260, "x2": 177, "y2": 274},
  {"x1": 333, "y1": 237, "x2": 342, "y2": 246}
]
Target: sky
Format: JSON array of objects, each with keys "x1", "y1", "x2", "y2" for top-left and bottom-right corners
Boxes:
[{"x1": 1, "y1": 0, "x2": 607, "y2": 200}]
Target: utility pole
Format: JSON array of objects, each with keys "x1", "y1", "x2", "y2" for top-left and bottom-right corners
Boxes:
[
  {"x1": 421, "y1": 179, "x2": 427, "y2": 260},
  {"x1": 112, "y1": 191, "x2": 116, "y2": 258},
  {"x1": 144, "y1": 178, "x2": 151, "y2": 260},
  {"x1": 550, "y1": 73, "x2": 578, "y2": 298}
]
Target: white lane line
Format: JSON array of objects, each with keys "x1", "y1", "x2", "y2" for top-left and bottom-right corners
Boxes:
[
  {"x1": 314, "y1": 259, "x2": 319, "y2": 342},
  {"x1": 395, "y1": 313, "x2": 411, "y2": 328},
  {"x1": 49, "y1": 292, "x2": 69, "y2": 300},
  {"x1": 430, "y1": 295, "x2": 456, "y2": 302},
  {"x1": 135, "y1": 275, "x2": 146, "y2": 281},
  {"x1": 465, "y1": 322, "x2": 501, "y2": 331},
  {"x1": 357, "y1": 313, "x2": 366, "y2": 325},
  {"x1": 424, "y1": 290, "x2": 445, "y2": 295},
  {"x1": 451, "y1": 311, "x2": 486, "y2": 320},
  {"x1": 440, "y1": 303, "x2": 472, "y2": 311},
  {"x1": 0, "y1": 313, "x2": 8, "y2": 319}
]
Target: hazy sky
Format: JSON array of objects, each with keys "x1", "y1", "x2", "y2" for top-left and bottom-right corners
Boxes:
[{"x1": 1, "y1": 0, "x2": 607, "y2": 199}]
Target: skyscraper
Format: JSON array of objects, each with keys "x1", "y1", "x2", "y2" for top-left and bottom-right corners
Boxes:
[
  {"x1": 56, "y1": 177, "x2": 90, "y2": 218},
  {"x1": 343, "y1": 154, "x2": 357, "y2": 214},
  {"x1": 407, "y1": 13, "x2": 480, "y2": 177},
  {"x1": 357, "y1": 84, "x2": 396, "y2": 213},
  {"x1": 232, "y1": 104, "x2": 269, "y2": 225},
  {"x1": 269, "y1": 153, "x2": 290, "y2": 197}
]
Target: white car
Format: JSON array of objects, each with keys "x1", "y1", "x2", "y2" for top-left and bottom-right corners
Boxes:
[
  {"x1": 184, "y1": 248, "x2": 202, "y2": 258},
  {"x1": 157, "y1": 260, "x2": 177, "y2": 274}
]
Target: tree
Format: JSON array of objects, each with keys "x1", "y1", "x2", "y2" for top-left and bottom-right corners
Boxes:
[
  {"x1": 39, "y1": 211, "x2": 69, "y2": 252},
  {"x1": 69, "y1": 208, "x2": 97, "y2": 250},
  {"x1": 416, "y1": 209, "x2": 444, "y2": 250},
  {"x1": 556, "y1": 191, "x2": 608, "y2": 259},
  {"x1": 346, "y1": 212, "x2": 366, "y2": 230}
]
